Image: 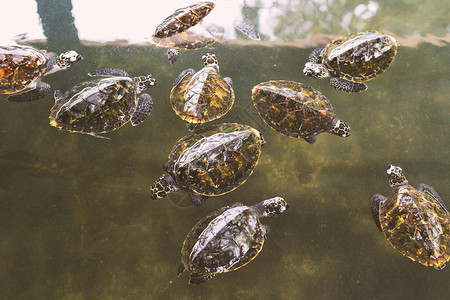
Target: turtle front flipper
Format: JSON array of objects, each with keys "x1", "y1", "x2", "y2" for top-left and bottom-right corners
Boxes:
[
  {"x1": 88, "y1": 68, "x2": 129, "y2": 77},
  {"x1": 330, "y1": 77, "x2": 367, "y2": 93},
  {"x1": 167, "y1": 48, "x2": 179, "y2": 64},
  {"x1": 7, "y1": 80, "x2": 50, "y2": 102},
  {"x1": 309, "y1": 46, "x2": 325, "y2": 63},
  {"x1": 174, "y1": 68, "x2": 195, "y2": 87},
  {"x1": 417, "y1": 183, "x2": 448, "y2": 213},
  {"x1": 131, "y1": 94, "x2": 153, "y2": 126},
  {"x1": 190, "y1": 191, "x2": 208, "y2": 206},
  {"x1": 370, "y1": 194, "x2": 385, "y2": 232},
  {"x1": 189, "y1": 272, "x2": 215, "y2": 285}
]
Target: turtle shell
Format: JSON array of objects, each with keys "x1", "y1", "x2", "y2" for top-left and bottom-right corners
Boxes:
[
  {"x1": 380, "y1": 185, "x2": 450, "y2": 268},
  {"x1": 0, "y1": 45, "x2": 47, "y2": 94},
  {"x1": 182, "y1": 204, "x2": 264, "y2": 276},
  {"x1": 170, "y1": 66, "x2": 234, "y2": 124},
  {"x1": 252, "y1": 80, "x2": 335, "y2": 139},
  {"x1": 153, "y1": 2, "x2": 215, "y2": 38},
  {"x1": 49, "y1": 77, "x2": 137, "y2": 134},
  {"x1": 166, "y1": 123, "x2": 263, "y2": 196},
  {"x1": 321, "y1": 31, "x2": 398, "y2": 82}
]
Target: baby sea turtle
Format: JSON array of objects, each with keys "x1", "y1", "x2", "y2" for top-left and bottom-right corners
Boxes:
[
  {"x1": 178, "y1": 197, "x2": 289, "y2": 284},
  {"x1": 371, "y1": 165, "x2": 450, "y2": 269},
  {"x1": 303, "y1": 31, "x2": 398, "y2": 92},
  {"x1": 0, "y1": 45, "x2": 82, "y2": 102},
  {"x1": 49, "y1": 68, "x2": 156, "y2": 138},
  {"x1": 152, "y1": 2, "x2": 218, "y2": 64},
  {"x1": 150, "y1": 123, "x2": 264, "y2": 206},
  {"x1": 251, "y1": 80, "x2": 350, "y2": 143},
  {"x1": 153, "y1": 2, "x2": 215, "y2": 39},
  {"x1": 170, "y1": 53, "x2": 234, "y2": 131}
]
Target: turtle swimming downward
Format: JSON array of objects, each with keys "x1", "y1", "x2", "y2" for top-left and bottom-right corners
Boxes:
[
  {"x1": 371, "y1": 165, "x2": 450, "y2": 269},
  {"x1": 178, "y1": 197, "x2": 289, "y2": 284},
  {"x1": 303, "y1": 31, "x2": 398, "y2": 92},
  {"x1": 50, "y1": 68, "x2": 156, "y2": 138},
  {"x1": 0, "y1": 45, "x2": 82, "y2": 102}
]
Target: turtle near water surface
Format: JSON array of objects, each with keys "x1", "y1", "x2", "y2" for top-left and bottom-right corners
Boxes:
[
  {"x1": 170, "y1": 53, "x2": 234, "y2": 131},
  {"x1": 178, "y1": 197, "x2": 289, "y2": 284},
  {"x1": 252, "y1": 80, "x2": 350, "y2": 143},
  {"x1": 303, "y1": 31, "x2": 398, "y2": 92},
  {"x1": 0, "y1": 45, "x2": 82, "y2": 102},
  {"x1": 150, "y1": 123, "x2": 264, "y2": 206},
  {"x1": 50, "y1": 68, "x2": 157, "y2": 138},
  {"x1": 371, "y1": 165, "x2": 450, "y2": 269}
]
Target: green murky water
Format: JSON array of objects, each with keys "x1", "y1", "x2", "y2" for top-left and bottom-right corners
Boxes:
[{"x1": 0, "y1": 0, "x2": 449, "y2": 299}]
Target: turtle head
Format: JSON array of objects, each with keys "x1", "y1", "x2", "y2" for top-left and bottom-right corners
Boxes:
[
  {"x1": 134, "y1": 75, "x2": 157, "y2": 93},
  {"x1": 56, "y1": 50, "x2": 83, "y2": 69},
  {"x1": 150, "y1": 173, "x2": 178, "y2": 199},
  {"x1": 303, "y1": 62, "x2": 330, "y2": 78},
  {"x1": 387, "y1": 165, "x2": 408, "y2": 188},
  {"x1": 202, "y1": 53, "x2": 219, "y2": 71},
  {"x1": 331, "y1": 118, "x2": 350, "y2": 138},
  {"x1": 253, "y1": 197, "x2": 289, "y2": 218}
]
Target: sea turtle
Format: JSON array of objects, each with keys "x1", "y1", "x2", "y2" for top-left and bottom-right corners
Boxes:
[
  {"x1": 0, "y1": 45, "x2": 82, "y2": 102},
  {"x1": 153, "y1": 2, "x2": 215, "y2": 39},
  {"x1": 303, "y1": 31, "x2": 398, "y2": 92},
  {"x1": 170, "y1": 53, "x2": 234, "y2": 131},
  {"x1": 251, "y1": 80, "x2": 350, "y2": 143},
  {"x1": 178, "y1": 197, "x2": 289, "y2": 284},
  {"x1": 151, "y1": 2, "x2": 259, "y2": 64},
  {"x1": 152, "y1": 2, "x2": 219, "y2": 64},
  {"x1": 371, "y1": 165, "x2": 450, "y2": 269},
  {"x1": 49, "y1": 68, "x2": 156, "y2": 138},
  {"x1": 150, "y1": 123, "x2": 264, "y2": 206}
]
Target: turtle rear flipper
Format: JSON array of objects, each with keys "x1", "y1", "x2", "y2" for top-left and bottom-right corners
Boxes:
[
  {"x1": 131, "y1": 94, "x2": 153, "y2": 126},
  {"x1": 88, "y1": 68, "x2": 129, "y2": 77},
  {"x1": 7, "y1": 80, "x2": 50, "y2": 102},
  {"x1": 304, "y1": 135, "x2": 318, "y2": 144},
  {"x1": 190, "y1": 191, "x2": 208, "y2": 206},
  {"x1": 177, "y1": 264, "x2": 185, "y2": 277},
  {"x1": 370, "y1": 194, "x2": 385, "y2": 232},
  {"x1": 418, "y1": 183, "x2": 448, "y2": 213},
  {"x1": 189, "y1": 273, "x2": 215, "y2": 285},
  {"x1": 330, "y1": 77, "x2": 367, "y2": 92}
]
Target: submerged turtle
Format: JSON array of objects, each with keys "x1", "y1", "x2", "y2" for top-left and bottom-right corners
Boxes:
[
  {"x1": 371, "y1": 165, "x2": 450, "y2": 269},
  {"x1": 303, "y1": 31, "x2": 398, "y2": 92},
  {"x1": 150, "y1": 123, "x2": 264, "y2": 206},
  {"x1": 152, "y1": 2, "x2": 219, "y2": 64},
  {"x1": 0, "y1": 45, "x2": 82, "y2": 102},
  {"x1": 251, "y1": 80, "x2": 350, "y2": 143},
  {"x1": 170, "y1": 53, "x2": 234, "y2": 131},
  {"x1": 178, "y1": 197, "x2": 289, "y2": 284},
  {"x1": 49, "y1": 68, "x2": 156, "y2": 138}
]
